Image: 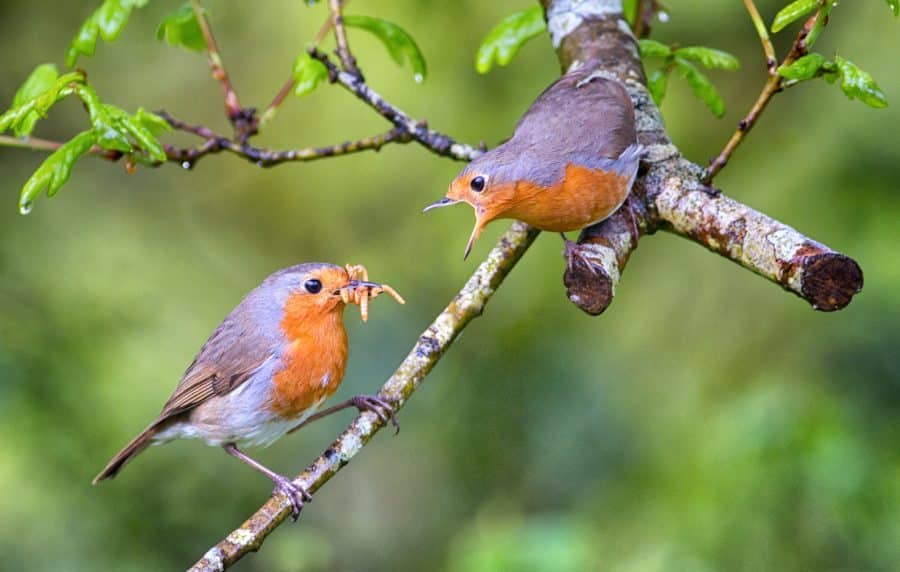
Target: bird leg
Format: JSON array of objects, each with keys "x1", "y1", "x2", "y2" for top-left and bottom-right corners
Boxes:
[
  {"x1": 287, "y1": 394, "x2": 399, "y2": 435},
  {"x1": 561, "y1": 233, "x2": 600, "y2": 275},
  {"x1": 223, "y1": 442, "x2": 311, "y2": 521}
]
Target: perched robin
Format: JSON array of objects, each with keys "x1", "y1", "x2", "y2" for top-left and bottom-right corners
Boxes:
[
  {"x1": 425, "y1": 69, "x2": 644, "y2": 265},
  {"x1": 93, "y1": 262, "x2": 404, "y2": 518}
]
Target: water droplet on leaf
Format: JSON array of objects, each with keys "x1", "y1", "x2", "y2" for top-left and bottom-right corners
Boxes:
[{"x1": 19, "y1": 201, "x2": 32, "y2": 215}]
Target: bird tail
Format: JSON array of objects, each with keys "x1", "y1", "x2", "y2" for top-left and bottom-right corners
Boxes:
[{"x1": 92, "y1": 423, "x2": 160, "y2": 484}]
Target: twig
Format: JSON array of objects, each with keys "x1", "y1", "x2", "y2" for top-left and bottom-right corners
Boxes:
[
  {"x1": 191, "y1": 0, "x2": 241, "y2": 121},
  {"x1": 188, "y1": 222, "x2": 539, "y2": 572},
  {"x1": 328, "y1": 0, "x2": 361, "y2": 77},
  {"x1": 743, "y1": 0, "x2": 777, "y2": 71},
  {"x1": 310, "y1": 48, "x2": 480, "y2": 161},
  {"x1": 258, "y1": 4, "x2": 347, "y2": 128},
  {"x1": 704, "y1": 8, "x2": 825, "y2": 182}
]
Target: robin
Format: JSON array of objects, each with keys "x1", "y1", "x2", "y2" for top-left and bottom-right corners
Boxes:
[
  {"x1": 425, "y1": 69, "x2": 644, "y2": 266},
  {"x1": 93, "y1": 262, "x2": 404, "y2": 518}
]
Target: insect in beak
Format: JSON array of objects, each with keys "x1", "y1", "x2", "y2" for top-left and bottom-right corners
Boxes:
[
  {"x1": 336, "y1": 276, "x2": 405, "y2": 322},
  {"x1": 422, "y1": 197, "x2": 460, "y2": 212}
]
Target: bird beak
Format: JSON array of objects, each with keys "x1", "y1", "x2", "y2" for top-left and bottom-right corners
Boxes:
[
  {"x1": 422, "y1": 197, "x2": 460, "y2": 212},
  {"x1": 464, "y1": 212, "x2": 488, "y2": 260}
]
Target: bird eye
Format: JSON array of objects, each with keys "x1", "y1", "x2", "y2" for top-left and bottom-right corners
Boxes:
[
  {"x1": 470, "y1": 176, "x2": 486, "y2": 192},
  {"x1": 304, "y1": 279, "x2": 322, "y2": 294}
]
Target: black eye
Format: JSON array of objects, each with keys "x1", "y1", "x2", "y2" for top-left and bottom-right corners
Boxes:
[
  {"x1": 304, "y1": 279, "x2": 322, "y2": 294},
  {"x1": 470, "y1": 176, "x2": 486, "y2": 192}
]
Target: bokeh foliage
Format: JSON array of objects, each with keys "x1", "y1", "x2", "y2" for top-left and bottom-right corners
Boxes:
[{"x1": 0, "y1": 1, "x2": 897, "y2": 570}]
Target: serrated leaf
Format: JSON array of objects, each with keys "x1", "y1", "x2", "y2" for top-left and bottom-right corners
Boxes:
[
  {"x1": 343, "y1": 15, "x2": 427, "y2": 82},
  {"x1": 675, "y1": 58, "x2": 725, "y2": 117},
  {"x1": 292, "y1": 52, "x2": 328, "y2": 96},
  {"x1": 19, "y1": 130, "x2": 95, "y2": 214},
  {"x1": 833, "y1": 56, "x2": 888, "y2": 108},
  {"x1": 675, "y1": 46, "x2": 740, "y2": 71},
  {"x1": 66, "y1": 0, "x2": 150, "y2": 67},
  {"x1": 11, "y1": 64, "x2": 59, "y2": 136},
  {"x1": 638, "y1": 39, "x2": 671, "y2": 58},
  {"x1": 777, "y1": 53, "x2": 827, "y2": 81},
  {"x1": 0, "y1": 71, "x2": 84, "y2": 135},
  {"x1": 888, "y1": 0, "x2": 899, "y2": 17},
  {"x1": 157, "y1": 3, "x2": 205, "y2": 52},
  {"x1": 474, "y1": 6, "x2": 546, "y2": 74},
  {"x1": 771, "y1": 0, "x2": 819, "y2": 33},
  {"x1": 647, "y1": 68, "x2": 670, "y2": 106}
]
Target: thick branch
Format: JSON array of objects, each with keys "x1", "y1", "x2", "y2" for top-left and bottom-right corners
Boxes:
[
  {"x1": 542, "y1": 0, "x2": 861, "y2": 314},
  {"x1": 189, "y1": 222, "x2": 539, "y2": 571}
]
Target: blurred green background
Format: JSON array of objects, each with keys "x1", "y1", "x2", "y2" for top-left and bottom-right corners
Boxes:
[{"x1": 1, "y1": 1, "x2": 898, "y2": 570}]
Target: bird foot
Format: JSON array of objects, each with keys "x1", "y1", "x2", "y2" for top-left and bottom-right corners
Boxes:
[
  {"x1": 562, "y1": 237, "x2": 600, "y2": 275},
  {"x1": 350, "y1": 394, "x2": 400, "y2": 434},
  {"x1": 272, "y1": 475, "x2": 311, "y2": 522}
]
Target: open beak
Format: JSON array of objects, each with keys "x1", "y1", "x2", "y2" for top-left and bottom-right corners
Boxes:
[
  {"x1": 463, "y1": 213, "x2": 488, "y2": 260},
  {"x1": 422, "y1": 197, "x2": 460, "y2": 212}
]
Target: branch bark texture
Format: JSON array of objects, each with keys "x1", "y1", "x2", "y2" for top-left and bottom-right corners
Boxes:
[{"x1": 543, "y1": 0, "x2": 863, "y2": 313}]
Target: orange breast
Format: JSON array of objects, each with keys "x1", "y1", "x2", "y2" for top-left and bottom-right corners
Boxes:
[
  {"x1": 271, "y1": 300, "x2": 348, "y2": 419},
  {"x1": 505, "y1": 164, "x2": 630, "y2": 232}
]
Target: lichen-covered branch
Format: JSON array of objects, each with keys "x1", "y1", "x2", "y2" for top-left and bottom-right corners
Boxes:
[
  {"x1": 542, "y1": 0, "x2": 862, "y2": 314},
  {"x1": 188, "y1": 222, "x2": 539, "y2": 571}
]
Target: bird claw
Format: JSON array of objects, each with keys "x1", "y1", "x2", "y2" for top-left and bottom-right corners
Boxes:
[
  {"x1": 272, "y1": 475, "x2": 310, "y2": 522},
  {"x1": 350, "y1": 394, "x2": 400, "y2": 435},
  {"x1": 562, "y1": 238, "x2": 600, "y2": 275}
]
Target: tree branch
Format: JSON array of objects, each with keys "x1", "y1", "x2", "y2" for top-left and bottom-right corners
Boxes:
[
  {"x1": 189, "y1": 222, "x2": 538, "y2": 571},
  {"x1": 192, "y1": 0, "x2": 241, "y2": 122},
  {"x1": 705, "y1": 6, "x2": 826, "y2": 182},
  {"x1": 541, "y1": 0, "x2": 861, "y2": 314}
]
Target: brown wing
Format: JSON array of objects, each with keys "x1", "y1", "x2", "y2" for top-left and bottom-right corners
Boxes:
[{"x1": 155, "y1": 309, "x2": 277, "y2": 421}]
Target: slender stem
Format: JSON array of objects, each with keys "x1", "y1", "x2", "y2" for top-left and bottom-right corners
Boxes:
[
  {"x1": 329, "y1": 0, "x2": 361, "y2": 77},
  {"x1": 705, "y1": 9, "x2": 824, "y2": 182},
  {"x1": 258, "y1": 2, "x2": 349, "y2": 128},
  {"x1": 310, "y1": 48, "x2": 480, "y2": 161},
  {"x1": 743, "y1": 0, "x2": 777, "y2": 71},
  {"x1": 191, "y1": 0, "x2": 241, "y2": 119}
]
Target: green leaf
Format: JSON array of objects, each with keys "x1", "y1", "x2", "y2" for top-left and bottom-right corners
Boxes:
[
  {"x1": 623, "y1": 0, "x2": 638, "y2": 27},
  {"x1": 135, "y1": 108, "x2": 172, "y2": 137},
  {"x1": 675, "y1": 46, "x2": 740, "y2": 71},
  {"x1": 292, "y1": 52, "x2": 329, "y2": 96},
  {"x1": 343, "y1": 15, "x2": 427, "y2": 82},
  {"x1": 804, "y1": 2, "x2": 833, "y2": 49},
  {"x1": 108, "y1": 104, "x2": 167, "y2": 161},
  {"x1": 647, "y1": 68, "x2": 670, "y2": 106},
  {"x1": 833, "y1": 56, "x2": 888, "y2": 108},
  {"x1": 74, "y1": 84, "x2": 133, "y2": 153},
  {"x1": 638, "y1": 39, "x2": 671, "y2": 58},
  {"x1": 771, "y1": 0, "x2": 819, "y2": 33},
  {"x1": 474, "y1": 6, "x2": 546, "y2": 74},
  {"x1": 777, "y1": 53, "x2": 827, "y2": 81},
  {"x1": 66, "y1": 0, "x2": 151, "y2": 67},
  {"x1": 19, "y1": 131, "x2": 95, "y2": 214},
  {"x1": 0, "y1": 71, "x2": 84, "y2": 135},
  {"x1": 157, "y1": 3, "x2": 205, "y2": 52},
  {"x1": 11, "y1": 64, "x2": 59, "y2": 136},
  {"x1": 887, "y1": 0, "x2": 899, "y2": 17},
  {"x1": 675, "y1": 58, "x2": 725, "y2": 117}
]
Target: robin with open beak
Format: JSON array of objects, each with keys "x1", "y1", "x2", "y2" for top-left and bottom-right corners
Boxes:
[
  {"x1": 93, "y1": 262, "x2": 404, "y2": 519},
  {"x1": 425, "y1": 68, "x2": 644, "y2": 266}
]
